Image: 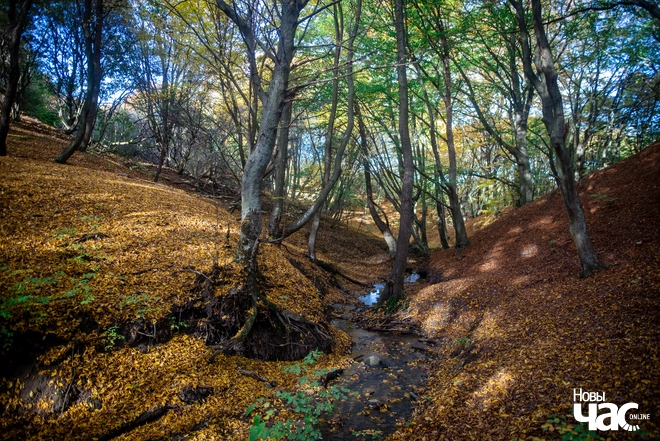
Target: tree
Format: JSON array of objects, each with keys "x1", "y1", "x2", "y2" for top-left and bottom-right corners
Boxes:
[
  {"x1": 277, "y1": 0, "x2": 361, "y2": 242},
  {"x1": 129, "y1": 1, "x2": 202, "y2": 183},
  {"x1": 217, "y1": 0, "x2": 306, "y2": 265},
  {"x1": 34, "y1": 1, "x2": 86, "y2": 133},
  {"x1": 377, "y1": 0, "x2": 414, "y2": 308},
  {"x1": 357, "y1": 102, "x2": 397, "y2": 257},
  {"x1": 408, "y1": 0, "x2": 469, "y2": 250},
  {"x1": 509, "y1": 0, "x2": 605, "y2": 277},
  {"x1": 209, "y1": 0, "x2": 334, "y2": 360},
  {"x1": 55, "y1": 0, "x2": 104, "y2": 163},
  {"x1": 266, "y1": 100, "x2": 291, "y2": 239},
  {"x1": 0, "y1": 0, "x2": 33, "y2": 157},
  {"x1": 307, "y1": 3, "x2": 343, "y2": 261}
]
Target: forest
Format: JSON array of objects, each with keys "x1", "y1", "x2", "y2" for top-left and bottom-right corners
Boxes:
[{"x1": 0, "y1": 0, "x2": 659, "y2": 440}]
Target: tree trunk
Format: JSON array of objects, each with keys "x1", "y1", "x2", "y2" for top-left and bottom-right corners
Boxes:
[
  {"x1": 279, "y1": 1, "x2": 360, "y2": 241},
  {"x1": 154, "y1": 144, "x2": 168, "y2": 183},
  {"x1": 0, "y1": 0, "x2": 33, "y2": 156},
  {"x1": 308, "y1": 4, "x2": 343, "y2": 261},
  {"x1": 358, "y1": 104, "x2": 397, "y2": 257},
  {"x1": 236, "y1": 48, "x2": 296, "y2": 266},
  {"x1": 268, "y1": 101, "x2": 292, "y2": 238},
  {"x1": 55, "y1": 0, "x2": 103, "y2": 164},
  {"x1": 211, "y1": 1, "x2": 339, "y2": 361},
  {"x1": 410, "y1": 60, "x2": 452, "y2": 250},
  {"x1": 514, "y1": 109, "x2": 534, "y2": 205},
  {"x1": 440, "y1": 39, "x2": 469, "y2": 250},
  {"x1": 510, "y1": 0, "x2": 604, "y2": 277},
  {"x1": 436, "y1": 201, "x2": 450, "y2": 249},
  {"x1": 378, "y1": 0, "x2": 414, "y2": 308}
]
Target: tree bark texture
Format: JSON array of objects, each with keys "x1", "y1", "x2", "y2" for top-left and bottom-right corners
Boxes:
[
  {"x1": 510, "y1": 0, "x2": 604, "y2": 276},
  {"x1": 218, "y1": 0, "x2": 306, "y2": 266}
]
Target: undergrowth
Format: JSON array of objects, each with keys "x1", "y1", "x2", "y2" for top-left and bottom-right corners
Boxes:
[{"x1": 246, "y1": 349, "x2": 356, "y2": 440}]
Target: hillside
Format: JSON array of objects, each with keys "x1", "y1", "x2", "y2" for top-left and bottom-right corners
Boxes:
[
  {"x1": 391, "y1": 142, "x2": 660, "y2": 440},
  {"x1": 0, "y1": 120, "x2": 369, "y2": 440}
]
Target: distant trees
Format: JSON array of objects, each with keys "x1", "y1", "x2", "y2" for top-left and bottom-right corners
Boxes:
[
  {"x1": 35, "y1": 2, "x2": 86, "y2": 134},
  {"x1": 129, "y1": 1, "x2": 204, "y2": 182},
  {"x1": 2, "y1": 0, "x2": 657, "y2": 285},
  {"x1": 455, "y1": 2, "x2": 535, "y2": 206}
]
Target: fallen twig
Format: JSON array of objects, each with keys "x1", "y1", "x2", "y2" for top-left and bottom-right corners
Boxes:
[
  {"x1": 238, "y1": 368, "x2": 276, "y2": 387},
  {"x1": 366, "y1": 327, "x2": 417, "y2": 334},
  {"x1": 180, "y1": 267, "x2": 214, "y2": 282}
]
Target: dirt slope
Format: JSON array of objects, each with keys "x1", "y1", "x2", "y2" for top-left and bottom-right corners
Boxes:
[
  {"x1": 2, "y1": 118, "x2": 658, "y2": 440},
  {"x1": 391, "y1": 142, "x2": 660, "y2": 440},
  {"x1": 0, "y1": 120, "x2": 368, "y2": 440}
]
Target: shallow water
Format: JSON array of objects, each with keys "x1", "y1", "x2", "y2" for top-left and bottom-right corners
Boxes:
[
  {"x1": 321, "y1": 319, "x2": 431, "y2": 440},
  {"x1": 358, "y1": 283, "x2": 385, "y2": 306},
  {"x1": 358, "y1": 273, "x2": 420, "y2": 306}
]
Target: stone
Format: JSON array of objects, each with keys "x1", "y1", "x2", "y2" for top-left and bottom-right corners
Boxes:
[
  {"x1": 364, "y1": 355, "x2": 382, "y2": 367},
  {"x1": 367, "y1": 399, "x2": 382, "y2": 409}
]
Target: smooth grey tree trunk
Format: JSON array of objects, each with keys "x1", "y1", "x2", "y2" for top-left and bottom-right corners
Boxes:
[
  {"x1": 221, "y1": 1, "x2": 304, "y2": 268},
  {"x1": 268, "y1": 101, "x2": 292, "y2": 238},
  {"x1": 510, "y1": 0, "x2": 604, "y2": 277}
]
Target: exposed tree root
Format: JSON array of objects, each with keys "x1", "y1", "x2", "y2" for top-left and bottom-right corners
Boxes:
[
  {"x1": 237, "y1": 368, "x2": 276, "y2": 387},
  {"x1": 320, "y1": 368, "x2": 344, "y2": 387},
  {"x1": 208, "y1": 290, "x2": 333, "y2": 362},
  {"x1": 101, "y1": 258, "x2": 332, "y2": 362},
  {"x1": 75, "y1": 232, "x2": 108, "y2": 243},
  {"x1": 96, "y1": 405, "x2": 178, "y2": 441}
]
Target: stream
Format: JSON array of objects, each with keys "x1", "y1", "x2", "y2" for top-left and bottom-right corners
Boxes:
[
  {"x1": 322, "y1": 273, "x2": 433, "y2": 440},
  {"x1": 358, "y1": 273, "x2": 421, "y2": 306}
]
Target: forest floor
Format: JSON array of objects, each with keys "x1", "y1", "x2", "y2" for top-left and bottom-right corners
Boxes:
[{"x1": 0, "y1": 118, "x2": 658, "y2": 440}]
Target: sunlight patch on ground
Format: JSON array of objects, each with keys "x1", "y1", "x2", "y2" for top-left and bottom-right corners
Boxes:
[
  {"x1": 520, "y1": 243, "x2": 538, "y2": 258},
  {"x1": 420, "y1": 301, "x2": 451, "y2": 335},
  {"x1": 479, "y1": 259, "x2": 499, "y2": 272},
  {"x1": 473, "y1": 310, "x2": 505, "y2": 341},
  {"x1": 468, "y1": 368, "x2": 516, "y2": 413}
]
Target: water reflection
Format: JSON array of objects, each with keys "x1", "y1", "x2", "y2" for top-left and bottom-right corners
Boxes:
[
  {"x1": 358, "y1": 273, "x2": 419, "y2": 306},
  {"x1": 358, "y1": 283, "x2": 385, "y2": 306}
]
